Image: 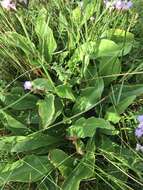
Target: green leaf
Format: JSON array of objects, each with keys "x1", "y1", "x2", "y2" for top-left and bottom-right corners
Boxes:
[
  {"x1": 56, "y1": 84, "x2": 75, "y2": 101},
  {"x1": 102, "y1": 29, "x2": 134, "y2": 56},
  {"x1": 0, "y1": 111, "x2": 30, "y2": 135},
  {"x1": 35, "y1": 8, "x2": 57, "y2": 61},
  {"x1": 49, "y1": 149, "x2": 75, "y2": 178},
  {"x1": 105, "y1": 112, "x2": 121, "y2": 124},
  {"x1": 0, "y1": 132, "x2": 61, "y2": 153},
  {"x1": 107, "y1": 95, "x2": 136, "y2": 115},
  {"x1": 0, "y1": 155, "x2": 53, "y2": 185},
  {"x1": 95, "y1": 39, "x2": 120, "y2": 58},
  {"x1": 67, "y1": 117, "x2": 116, "y2": 138},
  {"x1": 62, "y1": 139, "x2": 95, "y2": 190},
  {"x1": 68, "y1": 40, "x2": 120, "y2": 70},
  {"x1": 4, "y1": 93, "x2": 38, "y2": 110},
  {"x1": 112, "y1": 84, "x2": 143, "y2": 100},
  {"x1": 99, "y1": 57, "x2": 121, "y2": 85},
  {"x1": 106, "y1": 84, "x2": 143, "y2": 119},
  {"x1": 38, "y1": 94, "x2": 62, "y2": 128},
  {"x1": 73, "y1": 78, "x2": 104, "y2": 113},
  {"x1": 38, "y1": 94, "x2": 55, "y2": 128},
  {"x1": 32, "y1": 78, "x2": 55, "y2": 92}
]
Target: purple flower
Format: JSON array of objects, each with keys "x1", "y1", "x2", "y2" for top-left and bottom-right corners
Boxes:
[
  {"x1": 135, "y1": 123, "x2": 143, "y2": 138},
  {"x1": 104, "y1": 0, "x2": 133, "y2": 11},
  {"x1": 123, "y1": 1, "x2": 133, "y2": 10},
  {"x1": 115, "y1": 0, "x2": 124, "y2": 10},
  {"x1": 24, "y1": 81, "x2": 32, "y2": 90},
  {"x1": 137, "y1": 115, "x2": 143, "y2": 123}
]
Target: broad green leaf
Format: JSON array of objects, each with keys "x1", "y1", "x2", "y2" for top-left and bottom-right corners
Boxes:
[
  {"x1": 0, "y1": 155, "x2": 53, "y2": 185},
  {"x1": 4, "y1": 93, "x2": 38, "y2": 110},
  {"x1": 56, "y1": 84, "x2": 75, "y2": 101},
  {"x1": 102, "y1": 29, "x2": 134, "y2": 43},
  {"x1": 99, "y1": 136, "x2": 119, "y2": 153},
  {"x1": 62, "y1": 139, "x2": 95, "y2": 190},
  {"x1": 95, "y1": 39, "x2": 120, "y2": 58},
  {"x1": 68, "y1": 42, "x2": 95, "y2": 69},
  {"x1": 84, "y1": 64, "x2": 98, "y2": 85},
  {"x1": 0, "y1": 133, "x2": 61, "y2": 153},
  {"x1": 102, "y1": 29, "x2": 134, "y2": 56},
  {"x1": 32, "y1": 78, "x2": 55, "y2": 92},
  {"x1": 112, "y1": 84, "x2": 143, "y2": 100},
  {"x1": 35, "y1": 8, "x2": 57, "y2": 61},
  {"x1": 106, "y1": 112, "x2": 121, "y2": 124},
  {"x1": 38, "y1": 94, "x2": 62, "y2": 128},
  {"x1": 38, "y1": 94, "x2": 55, "y2": 128},
  {"x1": 106, "y1": 84, "x2": 143, "y2": 120},
  {"x1": 68, "y1": 40, "x2": 120, "y2": 70},
  {"x1": 17, "y1": 109, "x2": 39, "y2": 125},
  {"x1": 49, "y1": 149, "x2": 75, "y2": 178},
  {"x1": 73, "y1": 78, "x2": 104, "y2": 113},
  {"x1": 0, "y1": 111, "x2": 30, "y2": 135},
  {"x1": 67, "y1": 117, "x2": 116, "y2": 138},
  {"x1": 38, "y1": 174, "x2": 58, "y2": 190},
  {"x1": 106, "y1": 95, "x2": 136, "y2": 116},
  {"x1": 99, "y1": 57, "x2": 121, "y2": 85}
]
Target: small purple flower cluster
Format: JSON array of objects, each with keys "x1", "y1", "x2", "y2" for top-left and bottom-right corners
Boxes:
[
  {"x1": 104, "y1": 0, "x2": 133, "y2": 11},
  {"x1": 135, "y1": 115, "x2": 143, "y2": 153},
  {"x1": 135, "y1": 115, "x2": 143, "y2": 139}
]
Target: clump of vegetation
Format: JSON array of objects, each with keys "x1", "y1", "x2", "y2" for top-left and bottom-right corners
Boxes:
[{"x1": 0, "y1": 0, "x2": 143, "y2": 189}]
